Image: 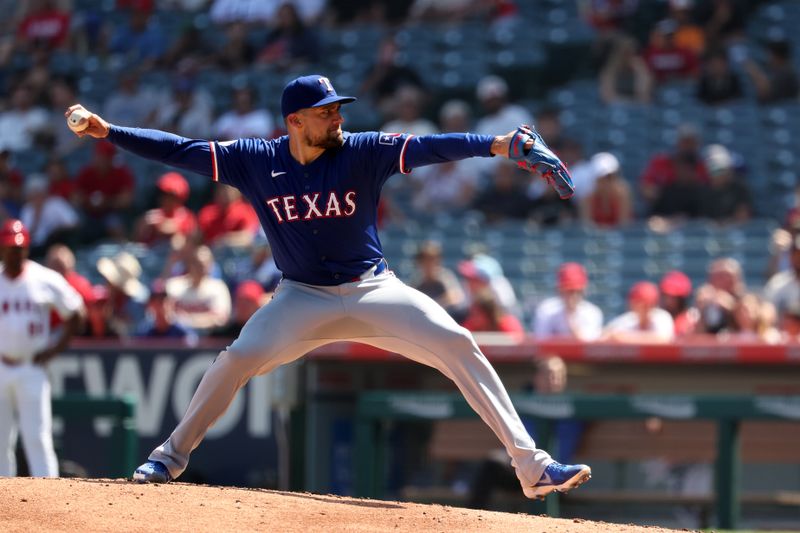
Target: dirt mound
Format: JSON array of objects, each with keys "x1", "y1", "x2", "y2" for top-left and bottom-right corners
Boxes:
[{"x1": 0, "y1": 478, "x2": 682, "y2": 532}]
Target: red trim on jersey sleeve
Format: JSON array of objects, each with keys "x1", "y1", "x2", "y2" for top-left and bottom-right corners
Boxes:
[
  {"x1": 399, "y1": 135, "x2": 414, "y2": 175},
  {"x1": 209, "y1": 141, "x2": 219, "y2": 182}
]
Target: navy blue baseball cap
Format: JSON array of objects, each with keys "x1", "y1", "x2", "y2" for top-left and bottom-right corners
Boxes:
[{"x1": 281, "y1": 75, "x2": 356, "y2": 117}]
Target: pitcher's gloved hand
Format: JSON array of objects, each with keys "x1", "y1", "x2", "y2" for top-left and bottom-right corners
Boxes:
[{"x1": 508, "y1": 125, "x2": 575, "y2": 199}]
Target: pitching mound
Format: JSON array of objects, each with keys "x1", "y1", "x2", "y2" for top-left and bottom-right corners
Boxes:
[{"x1": 0, "y1": 478, "x2": 682, "y2": 532}]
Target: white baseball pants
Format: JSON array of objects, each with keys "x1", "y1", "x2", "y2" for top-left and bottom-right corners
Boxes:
[
  {"x1": 150, "y1": 271, "x2": 552, "y2": 488},
  {"x1": 0, "y1": 363, "x2": 58, "y2": 477}
]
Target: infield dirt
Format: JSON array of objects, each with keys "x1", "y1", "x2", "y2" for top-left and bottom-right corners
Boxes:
[{"x1": 0, "y1": 478, "x2": 688, "y2": 532}]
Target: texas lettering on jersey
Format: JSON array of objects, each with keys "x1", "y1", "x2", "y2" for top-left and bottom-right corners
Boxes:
[{"x1": 265, "y1": 190, "x2": 356, "y2": 223}]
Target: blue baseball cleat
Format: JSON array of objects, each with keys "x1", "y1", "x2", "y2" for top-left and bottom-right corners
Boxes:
[
  {"x1": 523, "y1": 461, "x2": 592, "y2": 499},
  {"x1": 132, "y1": 460, "x2": 172, "y2": 483},
  {"x1": 509, "y1": 125, "x2": 575, "y2": 199}
]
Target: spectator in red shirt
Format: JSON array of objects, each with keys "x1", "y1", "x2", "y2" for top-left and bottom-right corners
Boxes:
[
  {"x1": 134, "y1": 172, "x2": 198, "y2": 247},
  {"x1": 74, "y1": 140, "x2": 135, "y2": 242},
  {"x1": 643, "y1": 19, "x2": 700, "y2": 82},
  {"x1": 16, "y1": 0, "x2": 71, "y2": 51},
  {"x1": 45, "y1": 243, "x2": 94, "y2": 333},
  {"x1": 45, "y1": 157, "x2": 75, "y2": 202},
  {"x1": 639, "y1": 123, "x2": 708, "y2": 209},
  {"x1": 462, "y1": 288, "x2": 525, "y2": 341},
  {"x1": 780, "y1": 302, "x2": 800, "y2": 342},
  {"x1": 44, "y1": 243, "x2": 94, "y2": 306},
  {"x1": 117, "y1": 0, "x2": 153, "y2": 10},
  {"x1": 211, "y1": 280, "x2": 269, "y2": 339},
  {"x1": 659, "y1": 270, "x2": 698, "y2": 336},
  {"x1": 198, "y1": 185, "x2": 259, "y2": 247},
  {"x1": 45, "y1": 157, "x2": 74, "y2": 200},
  {"x1": 581, "y1": 0, "x2": 638, "y2": 33},
  {"x1": 580, "y1": 152, "x2": 632, "y2": 227},
  {"x1": 83, "y1": 285, "x2": 117, "y2": 338}
]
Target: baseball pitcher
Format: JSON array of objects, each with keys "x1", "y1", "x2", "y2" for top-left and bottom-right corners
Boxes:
[
  {"x1": 0, "y1": 220, "x2": 84, "y2": 477},
  {"x1": 65, "y1": 74, "x2": 590, "y2": 499}
]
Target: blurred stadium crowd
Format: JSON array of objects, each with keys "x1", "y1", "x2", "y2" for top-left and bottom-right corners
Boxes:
[{"x1": 2, "y1": 0, "x2": 800, "y2": 344}]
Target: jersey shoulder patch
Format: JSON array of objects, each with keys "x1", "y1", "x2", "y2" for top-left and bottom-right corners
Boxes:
[{"x1": 378, "y1": 132, "x2": 402, "y2": 146}]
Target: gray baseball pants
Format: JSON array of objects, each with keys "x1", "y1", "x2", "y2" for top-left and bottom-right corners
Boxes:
[{"x1": 149, "y1": 270, "x2": 552, "y2": 489}]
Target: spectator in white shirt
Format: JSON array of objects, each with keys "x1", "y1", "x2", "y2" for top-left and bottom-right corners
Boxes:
[
  {"x1": 166, "y1": 245, "x2": 232, "y2": 334},
  {"x1": 19, "y1": 175, "x2": 78, "y2": 254},
  {"x1": 0, "y1": 85, "x2": 49, "y2": 153},
  {"x1": 474, "y1": 75, "x2": 533, "y2": 135},
  {"x1": 458, "y1": 253, "x2": 520, "y2": 318},
  {"x1": 411, "y1": 100, "x2": 479, "y2": 212},
  {"x1": 603, "y1": 282, "x2": 674, "y2": 343},
  {"x1": 474, "y1": 75, "x2": 533, "y2": 177},
  {"x1": 211, "y1": 0, "x2": 273, "y2": 24},
  {"x1": 764, "y1": 234, "x2": 800, "y2": 317},
  {"x1": 153, "y1": 77, "x2": 214, "y2": 139},
  {"x1": 213, "y1": 85, "x2": 274, "y2": 140},
  {"x1": 533, "y1": 262, "x2": 603, "y2": 341},
  {"x1": 103, "y1": 72, "x2": 159, "y2": 128},
  {"x1": 381, "y1": 86, "x2": 438, "y2": 137},
  {"x1": 210, "y1": 0, "x2": 324, "y2": 25}
]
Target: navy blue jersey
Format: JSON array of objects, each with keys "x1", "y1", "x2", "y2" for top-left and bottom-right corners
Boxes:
[
  {"x1": 210, "y1": 132, "x2": 410, "y2": 283},
  {"x1": 107, "y1": 126, "x2": 494, "y2": 285}
]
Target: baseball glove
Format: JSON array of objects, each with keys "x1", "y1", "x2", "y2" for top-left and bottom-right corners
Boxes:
[{"x1": 508, "y1": 125, "x2": 575, "y2": 199}]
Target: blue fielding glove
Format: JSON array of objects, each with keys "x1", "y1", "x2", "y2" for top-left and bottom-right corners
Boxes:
[{"x1": 508, "y1": 125, "x2": 575, "y2": 199}]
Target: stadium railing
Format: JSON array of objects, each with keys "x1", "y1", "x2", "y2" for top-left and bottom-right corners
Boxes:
[{"x1": 353, "y1": 391, "x2": 800, "y2": 530}]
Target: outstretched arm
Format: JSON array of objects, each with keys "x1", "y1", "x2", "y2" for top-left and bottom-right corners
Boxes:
[
  {"x1": 404, "y1": 126, "x2": 574, "y2": 199},
  {"x1": 402, "y1": 131, "x2": 529, "y2": 170},
  {"x1": 64, "y1": 104, "x2": 214, "y2": 177}
]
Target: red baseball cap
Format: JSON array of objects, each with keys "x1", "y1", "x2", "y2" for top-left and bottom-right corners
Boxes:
[
  {"x1": 660, "y1": 270, "x2": 692, "y2": 297},
  {"x1": 0, "y1": 219, "x2": 30, "y2": 247},
  {"x1": 629, "y1": 281, "x2": 660, "y2": 307},
  {"x1": 457, "y1": 260, "x2": 492, "y2": 283},
  {"x1": 236, "y1": 280, "x2": 265, "y2": 303},
  {"x1": 91, "y1": 284, "x2": 109, "y2": 303},
  {"x1": 157, "y1": 172, "x2": 190, "y2": 202},
  {"x1": 558, "y1": 262, "x2": 588, "y2": 291}
]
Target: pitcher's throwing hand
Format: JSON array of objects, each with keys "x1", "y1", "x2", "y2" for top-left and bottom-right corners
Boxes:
[{"x1": 64, "y1": 104, "x2": 110, "y2": 138}]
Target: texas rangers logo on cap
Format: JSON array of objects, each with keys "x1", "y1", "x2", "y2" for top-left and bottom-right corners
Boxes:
[{"x1": 0, "y1": 219, "x2": 30, "y2": 247}]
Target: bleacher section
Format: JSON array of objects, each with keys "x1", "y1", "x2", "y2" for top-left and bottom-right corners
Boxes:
[
  {"x1": 17, "y1": 1, "x2": 795, "y2": 324},
  {"x1": 24, "y1": 1, "x2": 796, "y2": 212},
  {"x1": 357, "y1": 218, "x2": 776, "y2": 320},
  {"x1": 72, "y1": 217, "x2": 775, "y2": 322}
]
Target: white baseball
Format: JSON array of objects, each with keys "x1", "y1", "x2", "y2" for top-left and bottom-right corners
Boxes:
[{"x1": 67, "y1": 109, "x2": 91, "y2": 132}]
